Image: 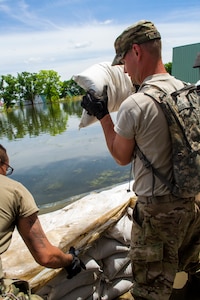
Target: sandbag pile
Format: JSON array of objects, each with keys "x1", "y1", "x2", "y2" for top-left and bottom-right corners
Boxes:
[{"x1": 37, "y1": 207, "x2": 133, "y2": 300}]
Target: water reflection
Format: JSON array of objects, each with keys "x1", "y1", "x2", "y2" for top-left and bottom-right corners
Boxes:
[
  {"x1": 0, "y1": 101, "x2": 131, "y2": 211},
  {"x1": 0, "y1": 100, "x2": 83, "y2": 140}
]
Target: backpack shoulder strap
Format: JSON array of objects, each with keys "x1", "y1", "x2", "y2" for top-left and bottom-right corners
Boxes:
[
  {"x1": 135, "y1": 144, "x2": 174, "y2": 195},
  {"x1": 171, "y1": 83, "x2": 197, "y2": 96},
  {"x1": 139, "y1": 83, "x2": 167, "y2": 103}
]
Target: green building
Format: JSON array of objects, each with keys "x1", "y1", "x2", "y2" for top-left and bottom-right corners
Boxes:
[{"x1": 172, "y1": 42, "x2": 200, "y2": 84}]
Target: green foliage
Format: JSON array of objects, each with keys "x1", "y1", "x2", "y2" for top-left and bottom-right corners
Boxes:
[
  {"x1": 17, "y1": 72, "x2": 38, "y2": 104},
  {"x1": 61, "y1": 79, "x2": 85, "y2": 98},
  {"x1": 0, "y1": 71, "x2": 84, "y2": 109},
  {"x1": 165, "y1": 62, "x2": 172, "y2": 74},
  {"x1": 36, "y1": 70, "x2": 62, "y2": 102},
  {"x1": 0, "y1": 74, "x2": 19, "y2": 108}
]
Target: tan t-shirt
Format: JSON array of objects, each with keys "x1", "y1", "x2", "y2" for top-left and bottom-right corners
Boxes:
[
  {"x1": 0, "y1": 175, "x2": 39, "y2": 255},
  {"x1": 114, "y1": 73, "x2": 184, "y2": 196}
]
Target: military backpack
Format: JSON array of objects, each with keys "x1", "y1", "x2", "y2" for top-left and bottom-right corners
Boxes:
[{"x1": 136, "y1": 83, "x2": 200, "y2": 197}]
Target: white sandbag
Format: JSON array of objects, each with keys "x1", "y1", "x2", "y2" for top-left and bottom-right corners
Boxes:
[
  {"x1": 37, "y1": 255, "x2": 102, "y2": 298},
  {"x1": 101, "y1": 278, "x2": 133, "y2": 300},
  {"x1": 59, "y1": 282, "x2": 100, "y2": 300},
  {"x1": 72, "y1": 62, "x2": 135, "y2": 128},
  {"x1": 87, "y1": 236, "x2": 129, "y2": 260},
  {"x1": 86, "y1": 289, "x2": 102, "y2": 300},
  {"x1": 114, "y1": 261, "x2": 132, "y2": 279},
  {"x1": 105, "y1": 207, "x2": 133, "y2": 245},
  {"x1": 103, "y1": 252, "x2": 130, "y2": 280},
  {"x1": 38, "y1": 271, "x2": 100, "y2": 300}
]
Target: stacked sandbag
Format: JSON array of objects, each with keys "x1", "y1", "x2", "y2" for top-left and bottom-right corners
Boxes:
[
  {"x1": 72, "y1": 62, "x2": 136, "y2": 128},
  {"x1": 94, "y1": 207, "x2": 133, "y2": 300},
  {"x1": 37, "y1": 207, "x2": 133, "y2": 300},
  {"x1": 37, "y1": 256, "x2": 102, "y2": 299}
]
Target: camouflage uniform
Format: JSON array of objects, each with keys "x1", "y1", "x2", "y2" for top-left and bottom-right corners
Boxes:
[
  {"x1": 129, "y1": 195, "x2": 200, "y2": 300},
  {"x1": 0, "y1": 278, "x2": 43, "y2": 299}
]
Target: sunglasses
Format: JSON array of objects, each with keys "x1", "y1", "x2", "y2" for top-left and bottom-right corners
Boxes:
[{"x1": 1, "y1": 161, "x2": 14, "y2": 176}]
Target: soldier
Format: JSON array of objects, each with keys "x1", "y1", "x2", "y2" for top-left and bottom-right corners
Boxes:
[
  {"x1": 0, "y1": 144, "x2": 85, "y2": 299},
  {"x1": 81, "y1": 20, "x2": 200, "y2": 300}
]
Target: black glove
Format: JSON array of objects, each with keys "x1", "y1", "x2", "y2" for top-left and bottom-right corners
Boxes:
[
  {"x1": 65, "y1": 246, "x2": 86, "y2": 279},
  {"x1": 81, "y1": 85, "x2": 109, "y2": 120}
]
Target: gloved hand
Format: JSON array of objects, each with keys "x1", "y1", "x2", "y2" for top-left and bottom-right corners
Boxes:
[
  {"x1": 65, "y1": 246, "x2": 86, "y2": 279},
  {"x1": 81, "y1": 85, "x2": 109, "y2": 120}
]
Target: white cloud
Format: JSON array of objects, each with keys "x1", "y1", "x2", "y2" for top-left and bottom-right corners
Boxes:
[
  {"x1": 0, "y1": 20, "x2": 199, "y2": 81},
  {"x1": 158, "y1": 21, "x2": 200, "y2": 62}
]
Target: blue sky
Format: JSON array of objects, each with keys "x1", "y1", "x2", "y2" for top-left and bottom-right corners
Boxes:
[{"x1": 0, "y1": 0, "x2": 200, "y2": 80}]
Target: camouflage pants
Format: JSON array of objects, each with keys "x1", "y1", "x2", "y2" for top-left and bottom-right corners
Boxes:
[
  {"x1": 0, "y1": 279, "x2": 43, "y2": 300},
  {"x1": 129, "y1": 194, "x2": 200, "y2": 300}
]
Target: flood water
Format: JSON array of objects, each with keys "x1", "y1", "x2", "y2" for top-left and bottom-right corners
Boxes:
[{"x1": 0, "y1": 100, "x2": 131, "y2": 212}]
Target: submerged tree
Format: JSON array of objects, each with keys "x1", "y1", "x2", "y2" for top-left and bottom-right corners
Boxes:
[
  {"x1": 0, "y1": 74, "x2": 19, "y2": 108},
  {"x1": 61, "y1": 79, "x2": 85, "y2": 98},
  {"x1": 36, "y1": 70, "x2": 62, "y2": 102},
  {"x1": 17, "y1": 72, "x2": 38, "y2": 105}
]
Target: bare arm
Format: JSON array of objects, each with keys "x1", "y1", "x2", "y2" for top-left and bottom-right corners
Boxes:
[
  {"x1": 100, "y1": 114, "x2": 135, "y2": 165},
  {"x1": 17, "y1": 213, "x2": 73, "y2": 268}
]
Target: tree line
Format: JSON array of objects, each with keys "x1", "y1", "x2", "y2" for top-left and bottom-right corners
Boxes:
[
  {"x1": 0, "y1": 63, "x2": 172, "y2": 109},
  {"x1": 0, "y1": 70, "x2": 85, "y2": 109}
]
